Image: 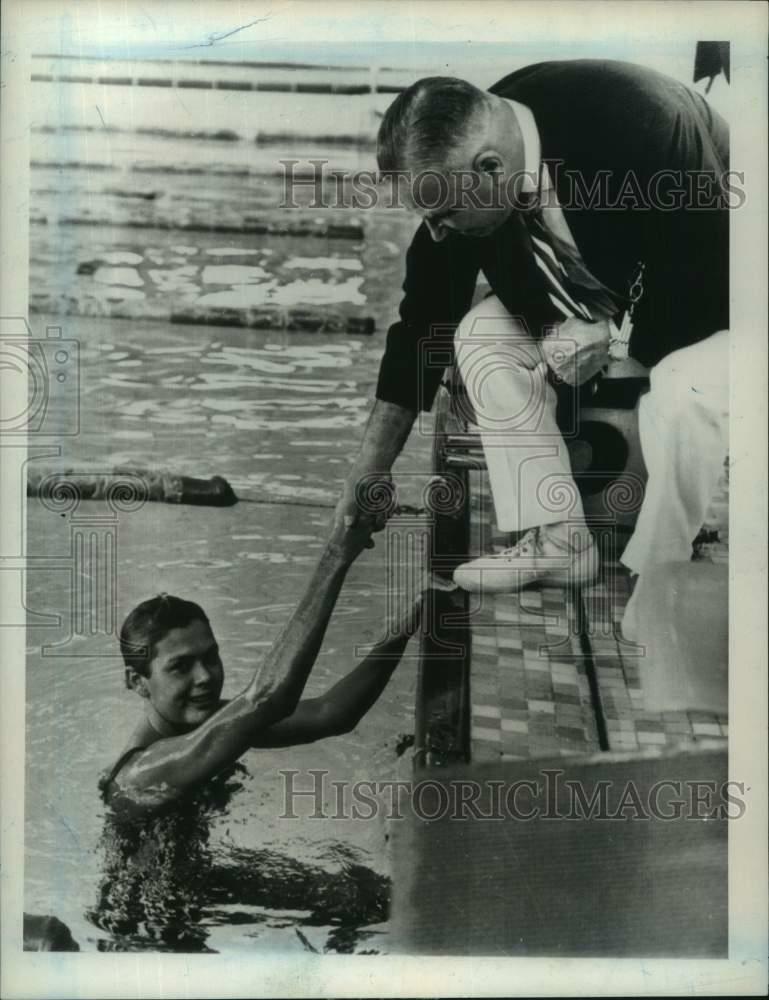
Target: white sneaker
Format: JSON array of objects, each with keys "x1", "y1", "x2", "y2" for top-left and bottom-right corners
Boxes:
[{"x1": 453, "y1": 525, "x2": 599, "y2": 594}]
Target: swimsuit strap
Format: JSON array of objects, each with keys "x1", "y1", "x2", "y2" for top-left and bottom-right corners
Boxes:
[
  {"x1": 105, "y1": 746, "x2": 147, "y2": 785},
  {"x1": 98, "y1": 716, "x2": 160, "y2": 801},
  {"x1": 98, "y1": 746, "x2": 148, "y2": 802}
]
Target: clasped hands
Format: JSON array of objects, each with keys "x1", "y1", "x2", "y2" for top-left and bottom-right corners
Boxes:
[{"x1": 329, "y1": 470, "x2": 394, "y2": 560}]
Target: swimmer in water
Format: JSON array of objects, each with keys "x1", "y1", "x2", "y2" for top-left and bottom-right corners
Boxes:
[{"x1": 101, "y1": 519, "x2": 422, "y2": 814}]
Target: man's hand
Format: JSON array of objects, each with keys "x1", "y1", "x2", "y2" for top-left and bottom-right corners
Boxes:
[
  {"x1": 333, "y1": 469, "x2": 394, "y2": 539},
  {"x1": 541, "y1": 317, "x2": 611, "y2": 386},
  {"x1": 331, "y1": 398, "x2": 417, "y2": 548}
]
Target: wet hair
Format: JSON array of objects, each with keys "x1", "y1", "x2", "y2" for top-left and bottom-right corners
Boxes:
[
  {"x1": 377, "y1": 76, "x2": 489, "y2": 173},
  {"x1": 119, "y1": 594, "x2": 211, "y2": 683}
]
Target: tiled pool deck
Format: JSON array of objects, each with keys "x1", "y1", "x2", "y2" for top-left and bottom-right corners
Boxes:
[
  {"x1": 468, "y1": 470, "x2": 728, "y2": 763},
  {"x1": 417, "y1": 382, "x2": 729, "y2": 766}
]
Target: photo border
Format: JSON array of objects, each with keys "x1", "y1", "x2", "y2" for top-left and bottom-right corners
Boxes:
[{"x1": 1, "y1": 1, "x2": 766, "y2": 996}]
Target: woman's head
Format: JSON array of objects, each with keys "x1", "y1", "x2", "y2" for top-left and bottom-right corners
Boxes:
[{"x1": 120, "y1": 595, "x2": 224, "y2": 729}]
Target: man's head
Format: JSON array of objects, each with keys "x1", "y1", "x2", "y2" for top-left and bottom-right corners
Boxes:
[
  {"x1": 120, "y1": 594, "x2": 224, "y2": 729},
  {"x1": 377, "y1": 77, "x2": 527, "y2": 241}
]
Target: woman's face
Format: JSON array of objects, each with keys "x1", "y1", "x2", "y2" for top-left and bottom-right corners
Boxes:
[{"x1": 143, "y1": 619, "x2": 224, "y2": 729}]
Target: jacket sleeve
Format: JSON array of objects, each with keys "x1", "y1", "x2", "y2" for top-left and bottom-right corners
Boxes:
[{"x1": 375, "y1": 222, "x2": 480, "y2": 413}]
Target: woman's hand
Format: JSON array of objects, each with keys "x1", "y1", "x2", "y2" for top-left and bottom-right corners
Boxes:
[{"x1": 327, "y1": 510, "x2": 378, "y2": 563}]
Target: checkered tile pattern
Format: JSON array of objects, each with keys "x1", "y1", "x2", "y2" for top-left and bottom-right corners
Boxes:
[
  {"x1": 468, "y1": 471, "x2": 601, "y2": 762},
  {"x1": 582, "y1": 565, "x2": 728, "y2": 753},
  {"x1": 465, "y1": 465, "x2": 728, "y2": 763}
]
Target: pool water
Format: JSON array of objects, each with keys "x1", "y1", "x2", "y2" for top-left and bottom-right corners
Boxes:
[
  {"x1": 23, "y1": 314, "x2": 433, "y2": 953},
  {"x1": 24, "y1": 59, "x2": 436, "y2": 953}
]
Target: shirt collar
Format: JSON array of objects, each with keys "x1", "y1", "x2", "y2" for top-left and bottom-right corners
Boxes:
[{"x1": 504, "y1": 98, "x2": 552, "y2": 193}]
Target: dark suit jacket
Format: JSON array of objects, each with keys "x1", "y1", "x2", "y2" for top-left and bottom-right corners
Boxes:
[{"x1": 376, "y1": 59, "x2": 729, "y2": 413}]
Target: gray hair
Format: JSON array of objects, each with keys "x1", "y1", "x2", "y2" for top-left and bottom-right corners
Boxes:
[{"x1": 377, "y1": 76, "x2": 489, "y2": 173}]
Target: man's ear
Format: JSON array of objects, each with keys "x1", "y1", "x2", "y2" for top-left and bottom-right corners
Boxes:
[
  {"x1": 125, "y1": 668, "x2": 150, "y2": 697},
  {"x1": 474, "y1": 149, "x2": 504, "y2": 175}
]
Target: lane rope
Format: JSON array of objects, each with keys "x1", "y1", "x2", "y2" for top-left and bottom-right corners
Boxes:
[{"x1": 238, "y1": 494, "x2": 427, "y2": 515}]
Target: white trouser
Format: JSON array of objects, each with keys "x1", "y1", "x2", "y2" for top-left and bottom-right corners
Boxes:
[
  {"x1": 454, "y1": 295, "x2": 585, "y2": 533},
  {"x1": 621, "y1": 330, "x2": 730, "y2": 575},
  {"x1": 454, "y1": 295, "x2": 730, "y2": 554}
]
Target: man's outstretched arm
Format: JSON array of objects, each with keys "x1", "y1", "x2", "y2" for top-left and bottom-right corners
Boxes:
[
  {"x1": 334, "y1": 223, "x2": 480, "y2": 534},
  {"x1": 333, "y1": 399, "x2": 417, "y2": 533}
]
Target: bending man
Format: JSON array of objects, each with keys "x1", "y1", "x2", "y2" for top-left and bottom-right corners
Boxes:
[{"x1": 334, "y1": 60, "x2": 729, "y2": 601}]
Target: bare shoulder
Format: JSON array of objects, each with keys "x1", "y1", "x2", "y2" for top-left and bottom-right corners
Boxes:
[{"x1": 98, "y1": 717, "x2": 163, "y2": 804}]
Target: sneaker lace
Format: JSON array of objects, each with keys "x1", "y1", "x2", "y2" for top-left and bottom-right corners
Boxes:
[
  {"x1": 501, "y1": 525, "x2": 589, "y2": 559},
  {"x1": 501, "y1": 526, "x2": 543, "y2": 559}
]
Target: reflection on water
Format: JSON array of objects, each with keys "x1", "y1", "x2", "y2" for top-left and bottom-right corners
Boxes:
[
  {"x1": 36, "y1": 312, "x2": 411, "y2": 511},
  {"x1": 89, "y1": 331, "x2": 369, "y2": 440},
  {"x1": 88, "y1": 765, "x2": 388, "y2": 953},
  {"x1": 27, "y1": 68, "x2": 428, "y2": 953},
  {"x1": 24, "y1": 312, "x2": 428, "y2": 950},
  {"x1": 52, "y1": 315, "x2": 385, "y2": 494},
  {"x1": 25, "y1": 484, "x2": 424, "y2": 953}
]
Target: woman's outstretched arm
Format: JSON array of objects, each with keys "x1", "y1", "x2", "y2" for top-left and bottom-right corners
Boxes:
[
  {"x1": 250, "y1": 594, "x2": 423, "y2": 747},
  {"x1": 113, "y1": 524, "x2": 374, "y2": 809}
]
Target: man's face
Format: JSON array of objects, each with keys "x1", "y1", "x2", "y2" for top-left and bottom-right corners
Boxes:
[
  {"x1": 142, "y1": 619, "x2": 224, "y2": 729},
  {"x1": 405, "y1": 166, "x2": 514, "y2": 242},
  {"x1": 401, "y1": 112, "x2": 525, "y2": 243}
]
